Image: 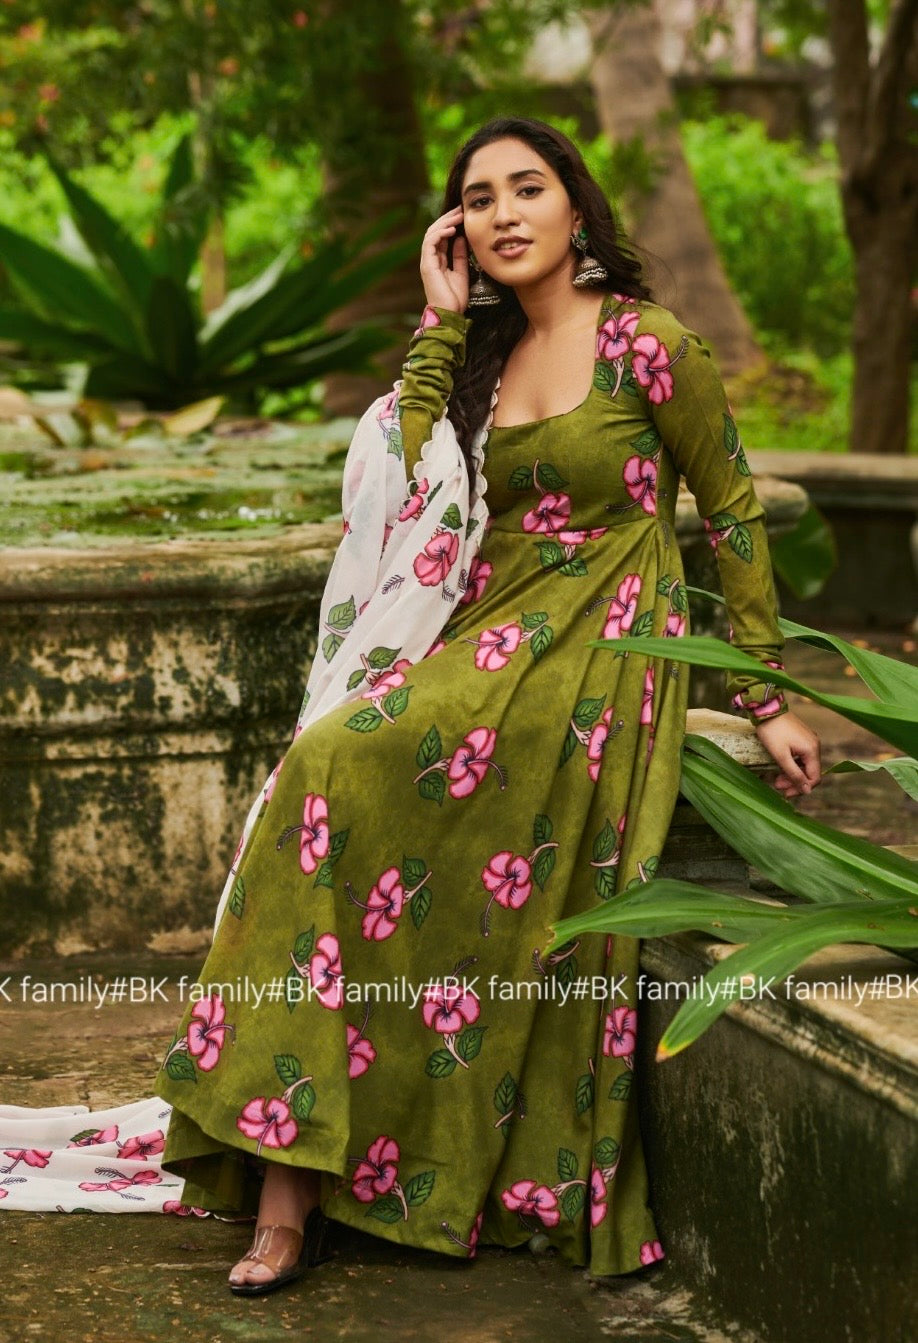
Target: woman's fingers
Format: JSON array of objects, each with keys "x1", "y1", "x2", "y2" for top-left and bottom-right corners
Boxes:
[{"x1": 754, "y1": 711, "x2": 822, "y2": 798}]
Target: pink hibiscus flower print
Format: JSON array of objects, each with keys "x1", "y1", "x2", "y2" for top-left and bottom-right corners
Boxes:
[
  {"x1": 1, "y1": 1149, "x2": 51, "y2": 1173},
  {"x1": 79, "y1": 1169, "x2": 162, "y2": 1193},
  {"x1": 587, "y1": 707, "x2": 614, "y2": 783},
  {"x1": 118, "y1": 1130, "x2": 165, "y2": 1161},
  {"x1": 414, "y1": 305, "x2": 441, "y2": 336},
  {"x1": 460, "y1": 555, "x2": 492, "y2": 606},
  {"x1": 360, "y1": 866, "x2": 405, "y2": 941},
  {"x1": 631, "y1": 332, "x2": 676, "y2": 404},
  {"x1": 623, "y1": 454, "x2": 657, "y2": 515},
  {"x1": 467, "y1": 1209, "x2": 484, "y2": 1257},
  {"x1": 602, "y1": 572, "x2": 643, "y2": 638},
  {"x1": 352, "y1": 1134, "x2": 400, "y2": 1203},
  {"x1": 67, "y1": 1126, "x2": 118, "y2": 1147},
  {"x1": 236, "y1": 1096, "x2": 299, "y2": 1154},
  {"x1": 481, "y1": 851, "x2": 532, "y2": 910},
  {"x1": 501, "y1": 1179, "x2": 560, "y2": 1228},
  {"x1": 414, "y1": 529, "x2": 459, "y2": 586},
  {"x1": 640, "y1": 1239, "x2": 666, "y2": 1265},
  {"x1": 447, "y1": 726, "x2": 504, "y2": 798},
  {"x1": 590, "y1": 1166, "x2": 608, "y2": 1227},
  {"x1": 521, "y1": 491, "x2": 571, "y2": 535},
  {"x1": 641, "y1": 666, "x2": 655, "y2": 726},
  {"x1": 398, "y1": 478, "x2": 428, "y2": 522},
  {"x1": 346, "y1": 1023, "x2": 377, "y2": 1079},
  {"x1": 163, "y1": 1201, "x2": 210, "y2": 1217},
  {"x1": 309, "y1": 932, "x2": 344, "y2": 1009},
  {"x1": 664, "y1": 611, "x2": 686, "y2": 638},
  {"x1": 421, "y1": 979, "x2": 481, "y2": 1034},
  {"x1": 362, "y1": 657, "x2": 411, "y2": 704},
  {"x1": 187, "y1": 994, "x2": 233, "y2": 1072},
  {"x1": 297, "y1": 792, "x2": 330, "y2": 875},
  {"x1": 603, "y1": 1005, "x2": 638, "y2": 1062},
  {"x1": 596, "y1": 309, "x2": 640, "y2": 361},
  {"x1": 474, "y1": 623, "x2": 522, "y2": 672}
]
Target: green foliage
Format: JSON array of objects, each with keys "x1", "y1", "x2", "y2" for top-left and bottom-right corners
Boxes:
[
  {"x1": 681, "y1": 114, "x2": 855, "y2": 355},
  {"x1": 0, "y1": 140, "x2": 415, "y2": 409}
]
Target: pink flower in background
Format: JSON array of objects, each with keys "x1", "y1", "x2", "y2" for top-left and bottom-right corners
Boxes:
[
  {"x1": 590, "y1": 1166, "x2": 608, "y2": 1227},
  {"x1": 298, "y1": 792, "x2": 330, "y2": 875},
  {"x1": 481, "y1": 851, "x2": 533, "y2": 909},
  {"x1": 603, "y1": 572, "x2": 642, "y2": 638},
  {"x1": 447, "y1": 726, "x2": 498, "y2": 798},
  {"x1": 352, "y1": 1135, "x2": 400, "y2": 1202},
  {"x1": 664, "y1": 611, "x2": 686, "y2": 638},
  {"x1": 501, "y1": 1179, "x2": 560, "y2": 1227},
  {"x1": 641, "y1": 666, "x2": 655, "y2": 726},
  {"x1": 414, "y1": 530, "x2": 459, "y2": 586},
  {"x1": 521, "y1": 491, "x2": 571, "y2": 535},
  {"x1": 347, "y1": 1024, "x2": 377, "y2": 1079},
  {"x1": 640, "y1": 1239, "x2": 666, "y2": 1265},
  {"x1": 362, "y1": 658, "x2": 411, "y2": 704},
  {"x1": 187, "y1": 995, "x2": 232, "y2": 1072},
  {"x1": 460, "y1": 555, "x2": 492, "y2": 606},
  {"x1": 603, "y1": 1005, "x2": 637, "y2": 1060},
  {"x1": 118, "y1": 1130, "x2": 165, "y2": 1161},
  {"x1": 597, "y1": 310, "x2": 640, "y2": 361},
  {"x1": 623, "y1": 454, "x2": 657, "y2": 515},
  {"x1": 68, "y1": 1127, "x2": 119, "y2": 1147},
  {"x1": 236, "y1": 1096, "x2": 298, "y2": 1152},
  {"x1": 631, "y1": 333, "x2": 675, "y2": 404},
  {"x1": 422, "y1": 980, "x2": 480, "y2": 1034},
  {"x1": 587, "y1": 707, "x2": 614, "y2": 783},
  {"x1": 362, "y1": 867, "x2": 405, "y2": 941},
  {"x1": 474, "y1": 623, "x2": 522, "y2": 672},
  {"x1": 310, "y1": 932, "x2": 344, "y2": 1009}
]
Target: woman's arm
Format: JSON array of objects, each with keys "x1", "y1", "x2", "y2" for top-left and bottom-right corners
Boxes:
[{"x1": 633, "y1": 305, "x2": 821, "y2": 796}]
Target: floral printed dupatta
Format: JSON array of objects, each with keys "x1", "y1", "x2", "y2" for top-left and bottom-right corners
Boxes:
[{"x1": 0, "y1": 391, "x2": 490, "y2": 1213}]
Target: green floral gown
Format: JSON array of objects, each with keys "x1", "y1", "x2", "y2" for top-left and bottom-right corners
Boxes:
[{"x1": 156, "y1": 293, "x2": 788, "y2": 1277}]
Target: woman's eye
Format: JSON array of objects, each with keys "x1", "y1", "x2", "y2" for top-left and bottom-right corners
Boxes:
[
  {"x1": 468, "y1": 195, "x2": 491, "y2": 209},
  {"x1": 519, "y1": 185, "x2": 541, "y2": 197}
]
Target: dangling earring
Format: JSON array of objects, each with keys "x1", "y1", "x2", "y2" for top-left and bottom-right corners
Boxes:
[
  {"x1": 571, "y1": 227, "x2": 608, "y2": 287},
  {"x1": 467, "y1": 254, "x2": 501, "y2": 308}
]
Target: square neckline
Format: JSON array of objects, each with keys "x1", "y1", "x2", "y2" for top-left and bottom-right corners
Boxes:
[{"x1": 486, "y1": 291, "x2": 627, "y2": 434}]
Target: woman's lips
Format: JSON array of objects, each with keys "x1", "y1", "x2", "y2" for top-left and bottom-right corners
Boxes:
[{"x1": 492, "y1": 239, "x2": 531, "y2": 259}]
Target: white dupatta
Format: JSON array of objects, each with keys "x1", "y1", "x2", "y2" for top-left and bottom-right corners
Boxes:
[{"x1": 0, "y1": 392, "x2": 490, "y2": 1213}]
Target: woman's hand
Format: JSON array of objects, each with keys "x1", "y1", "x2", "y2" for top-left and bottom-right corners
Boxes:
[
  {"x1": 754, "y1": 710, "x2": 822, "y2": 799},
  {"x1": 420, "y1": 206, "x2": 469, "y2": 314}
]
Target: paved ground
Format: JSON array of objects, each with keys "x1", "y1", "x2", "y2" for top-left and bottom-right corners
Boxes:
[{"x1": 0, "y1": 625, "x2": 914, "y2": 1342}]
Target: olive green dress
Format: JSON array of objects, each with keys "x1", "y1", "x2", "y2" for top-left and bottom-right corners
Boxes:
[{"x1": 156, "y1": 294, "x2": 788, "y2": 1276}]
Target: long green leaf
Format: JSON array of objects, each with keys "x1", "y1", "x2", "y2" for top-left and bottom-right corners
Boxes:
[
  {"x1": 652, "y1": 897, "x2": 918, "y2": 1059},
  {"x1": 686, "y1": 586, "x2": 918, "y2": 702},
  {"x1": 83, "y1": 352, "x2": 182, "y2": 404},
  {"x1": 144, "y1": 275, "x2": 198, "y2": 379},
  {"x1": 680, "y1": 734, "x2": 918, "y2": 905},
  {"x1": 150, "y1": 135, "x2": 208, "y2": 286},
  {"x1": 0, "y1": 223, "x2": 137, "y2": 353},
  {"x1": 594, "y1": 633, "x2": 918, "y2": 754},
  {"x1": 211, "y1": 327, "x2": 390, "y2": 395},
  {"x1": 824, "y1": 756, "x2": 918, "y2": 801},
  {"x1": 768, "y1": 502, "x2": 836, "y2": 599},
  {"x1": 547, "y1": 879, "x2": 801, "y2": 945},
  {"x1": 0, "y1": 307, "x2": 116, "y2": 360},
  {"x1": 43, "y1": 149, "x2": 155, "y2": 328}
]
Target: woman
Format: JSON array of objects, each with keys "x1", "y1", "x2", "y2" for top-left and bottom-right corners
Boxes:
[{"x1": 67, "y1": 117, "x2": 822, "y2": 1294}]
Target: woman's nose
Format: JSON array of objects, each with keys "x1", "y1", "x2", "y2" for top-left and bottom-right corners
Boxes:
[{"x1": 492, "y1": 193, "x2": 521, "y2": 227}]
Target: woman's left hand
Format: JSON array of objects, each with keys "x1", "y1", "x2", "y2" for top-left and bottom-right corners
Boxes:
[{"x1": 753, "y1": 710, "x2": 821, "y2": 798}]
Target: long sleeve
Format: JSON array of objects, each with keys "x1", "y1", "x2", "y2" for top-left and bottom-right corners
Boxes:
[
  {"x1": 632, "y1": 304, "x2": 789, "y2": 722},
  {"x1": 397, "y1": 305, "x2": 471, "y2": 478}
]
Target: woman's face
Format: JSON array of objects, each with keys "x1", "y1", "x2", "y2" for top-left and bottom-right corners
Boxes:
[{"x1": 459, "y1": 137, "x2": 582, "y2": 289}]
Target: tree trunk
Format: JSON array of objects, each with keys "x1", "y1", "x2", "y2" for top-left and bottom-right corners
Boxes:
[
  {"x1": 315, "y1": 1, "x2": 429, "y2": 417},
  {"x1": 586, "y1": 5, "x2": 764, "y2": 376},
  {"x1": 826, "y1": 0, "x2": 918, "y2": 453}
]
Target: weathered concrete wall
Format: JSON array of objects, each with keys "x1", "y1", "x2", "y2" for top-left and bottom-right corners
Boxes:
[{"x1": 0, "y1": 525, "x2": 339, "y2": 955}]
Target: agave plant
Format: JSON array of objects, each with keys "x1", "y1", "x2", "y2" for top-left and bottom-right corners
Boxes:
[
  {"x1": 547, "y1": 595, "x2": 918, "y2": 1059},
  {"x1": 0, "y1": 138, "x2": 417, "y2": 410}
]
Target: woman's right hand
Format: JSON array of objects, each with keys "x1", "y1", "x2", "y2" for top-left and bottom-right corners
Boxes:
[{"x1": 420, "y1": 206, "x2": 469, "y2": 314}]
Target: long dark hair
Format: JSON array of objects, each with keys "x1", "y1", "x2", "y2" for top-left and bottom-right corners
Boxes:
[{"x1": 442, "y1": 116, "x2": 653, "y2": 458}]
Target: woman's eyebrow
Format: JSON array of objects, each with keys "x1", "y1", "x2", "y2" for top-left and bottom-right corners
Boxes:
[{"x1": 461, "y1": 168, "x2": 547, "y2": 198}]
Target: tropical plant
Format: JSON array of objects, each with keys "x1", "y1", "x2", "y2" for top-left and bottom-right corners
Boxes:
[
  {"x1": 547, "y1": 594, "x2": 918, "y2": 1058},
  {"x1": 0, "y1": 139, "x2": 418, "y2": 411}
]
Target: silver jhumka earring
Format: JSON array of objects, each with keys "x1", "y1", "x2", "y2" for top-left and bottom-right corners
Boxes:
[
  {"x1": 467, "y1": 254, "x2": 501, "y2": 308},
  {"x1": 571, "y1": 227, "x2": 608, "y2": 287}
]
